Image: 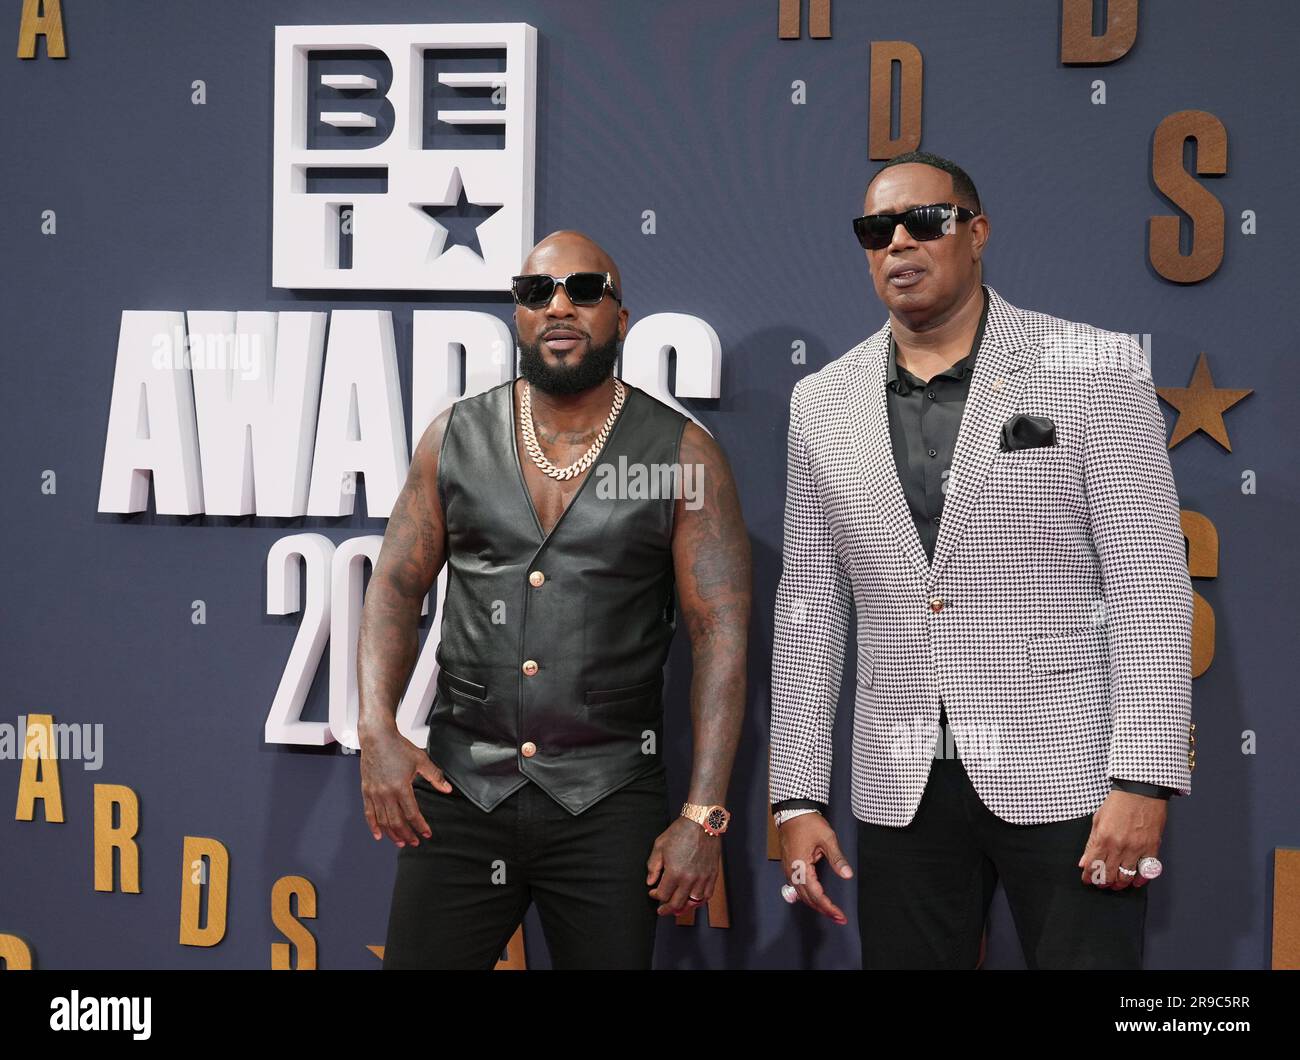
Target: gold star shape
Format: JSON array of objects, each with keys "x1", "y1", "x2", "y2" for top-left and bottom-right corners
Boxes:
[{"x1": 1156, "y1": 352, "x2": 1251, "y2": 451}]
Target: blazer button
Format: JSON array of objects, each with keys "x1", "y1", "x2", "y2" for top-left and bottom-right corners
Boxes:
[
  {"x1": 521, "y1": 741, "x2": 537, "y2": 758},
  {"x1": 928, "y1": 596, "x2": 945, "y2": 613},
  {"x1": 528, "y1": 570, "x2": 545, "y2": 587},
  {"x1": 522, "y1": 660, "x2": 539, "y2": 676}
]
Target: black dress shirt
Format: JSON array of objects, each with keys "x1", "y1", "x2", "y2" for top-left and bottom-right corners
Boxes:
[{"x1": 885, "y1": 287, "x2": 989, "y2": 563}]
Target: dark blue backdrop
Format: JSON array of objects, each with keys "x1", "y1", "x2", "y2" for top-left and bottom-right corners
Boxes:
[{"x1": 2, "y1": 0, "x2": 1295, "y2": 969}]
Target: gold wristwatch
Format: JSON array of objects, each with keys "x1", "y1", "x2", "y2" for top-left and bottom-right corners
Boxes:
[{"x1": 680, "y1": 802, "x2": 731, "y2": 837}]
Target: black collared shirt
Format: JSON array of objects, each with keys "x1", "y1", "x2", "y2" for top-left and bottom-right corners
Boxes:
[{"x1": 885, "y1": 286, "x2": 989, "y2": 563}]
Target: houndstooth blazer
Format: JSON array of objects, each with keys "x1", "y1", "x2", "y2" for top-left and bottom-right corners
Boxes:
[{"x1": 769, "y1": 284, "x2": 1194, "y2": 827}]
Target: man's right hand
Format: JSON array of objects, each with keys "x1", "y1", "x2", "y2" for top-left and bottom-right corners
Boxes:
[
  {"x1": 359, "y1": 727, "x2": 453, "y2": 847},
  {"x1": 779, "y1": 813, "x2": 854, "y2": 925}
]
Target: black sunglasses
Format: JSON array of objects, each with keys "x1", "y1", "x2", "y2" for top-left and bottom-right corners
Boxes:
[
  {"x1": 852, "y1": 202, "x2": 980, "y2": 251},
  {"x1": 511, "y1": 271, "x2": 621, "y2": 310}
]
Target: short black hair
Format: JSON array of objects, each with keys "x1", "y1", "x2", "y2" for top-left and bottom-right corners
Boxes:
[{"x1": 867, "y1": 151, "x2": 981, "y2": 215}]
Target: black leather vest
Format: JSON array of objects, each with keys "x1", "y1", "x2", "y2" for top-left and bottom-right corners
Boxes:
[{"x1": 426, "y1": 379, "x2": 687, "y2": 814}]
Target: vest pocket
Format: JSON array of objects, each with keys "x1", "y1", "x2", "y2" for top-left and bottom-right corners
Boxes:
[
  {"x1": 584, "y1": 677, "x2": 661, "y2": 706},
  {"x1": 438, "y1": 667, "x2": 488, "y2": 703},
  {"x1": 583, "y1": 678, "x2": 662, "y2": 733}
]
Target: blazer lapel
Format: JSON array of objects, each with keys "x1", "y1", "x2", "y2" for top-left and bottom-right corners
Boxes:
[
  {"x1": 926, "y1": 285, "x2": 1041, "y2": 586},
  {"x1": 840, "y1": 285, "x2": 1041, "y2": 589},
  {"x1": 842, "y1": 329, "x2": 931, "y2": 585}
]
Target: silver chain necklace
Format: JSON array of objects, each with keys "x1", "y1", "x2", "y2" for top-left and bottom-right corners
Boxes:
[{"x1": 520, "y1": 378, "x2": 626, "y2": 480}]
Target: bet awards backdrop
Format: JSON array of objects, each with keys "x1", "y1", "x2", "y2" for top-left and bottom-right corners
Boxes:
[{"x1": 2, "y1": 0, "x2": 1296, "y2": 970}]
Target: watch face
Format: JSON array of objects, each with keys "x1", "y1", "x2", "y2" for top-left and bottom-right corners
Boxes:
[{"x1": 706, "y1": 808, "x2": 728, "y2": 833}]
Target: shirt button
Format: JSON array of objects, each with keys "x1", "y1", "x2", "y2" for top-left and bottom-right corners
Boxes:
[
  {"x1": 528, "y1": 570, "x2": 545, "y2": 587},
  {"x1": 927, "y1": 391, "x2": 936, "y2": 400},
  {"x1": 929, "y1": 597, "x2": 945, "y2": 613},
  {"x1": 522, "y1": 660, "x2": 538, "y2": 676},
  {"x1": 928, "y1": 448, "x2": 937, "y2": 457},
  {"x1": 521, "y1": 741, "x2": 537, "y2": 758}
]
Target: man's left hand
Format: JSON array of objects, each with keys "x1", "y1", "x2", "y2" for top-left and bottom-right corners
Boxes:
[
  {"x1": 1077, "y1": 788, "x2": 1167, "y2": 890},
  {"x1": 646, "y1": 817, "x2": 721, "y2": 915}
]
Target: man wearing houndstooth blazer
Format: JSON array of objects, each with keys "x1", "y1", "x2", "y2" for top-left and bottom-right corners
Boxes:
[{"x1": 769, "y1": 152, "x2": 1194, "y2": 969}]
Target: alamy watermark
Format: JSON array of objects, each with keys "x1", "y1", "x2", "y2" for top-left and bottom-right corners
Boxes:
[
  {"x1": 889, "y1": 714, "x2": 1002, "y2": 770},
  {"x1": 1, "y1": 717, "x2": 103, "y2": 770},
  {"x1": 593, "y1": 457, "x2": 704, "y2": 510},
  {"x1": 151, "y1": 326, "x2": 264, "y2": 381},
  {"x1": 1039, "y1": 325, "x2": 1151, "y2": 376}
]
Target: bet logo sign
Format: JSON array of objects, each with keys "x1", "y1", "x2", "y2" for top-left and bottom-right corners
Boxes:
[{"x1": 272, "y1": 23, "x2": 537, "y2": 292}]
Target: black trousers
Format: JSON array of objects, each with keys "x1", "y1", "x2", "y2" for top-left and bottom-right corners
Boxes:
[
  {"x1": 382, "y1": 769, "x2": 670, "y2": 969},
  {"x1": 855, "y1": 727, "x2": 1148, "y2": 970}
]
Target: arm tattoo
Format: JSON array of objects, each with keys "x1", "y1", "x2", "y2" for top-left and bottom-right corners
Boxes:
[
  {"x1": 356, "y1": 413, "x2": 450, "y2": 737},
  {"x1": 672, "y1": 423, "x2": 752, "y2": 807}
]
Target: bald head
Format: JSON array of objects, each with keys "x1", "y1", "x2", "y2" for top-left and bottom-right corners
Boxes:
[
  {"x1": 513, "y1": 229, "x2": 629, "y2": 397},
  {"x1": 522, "y1": 230, "x2": 622, "y2": 297}
]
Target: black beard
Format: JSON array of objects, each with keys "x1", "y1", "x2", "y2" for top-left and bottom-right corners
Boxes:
[{"x1": 517, "y1": 332, "x2": 621, "y2": 396}]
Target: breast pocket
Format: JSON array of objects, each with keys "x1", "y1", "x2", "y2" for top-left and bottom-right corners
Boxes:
[
  {"x1": 991, "y1": 444, "x2": 1064, "y2": 465},
  {"x1": 986, "y1": 445, "x2": 1073, "y2": 510}
]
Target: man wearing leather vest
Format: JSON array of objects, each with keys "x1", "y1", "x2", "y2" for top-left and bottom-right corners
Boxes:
[{"x1": 357, "y1": 230, "x2": 751, "y2": 969}]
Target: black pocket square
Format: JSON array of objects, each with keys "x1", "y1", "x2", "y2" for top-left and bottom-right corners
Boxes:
[{"x1": 1000, "y1": 413, "x2": 1057, "y2": 452}]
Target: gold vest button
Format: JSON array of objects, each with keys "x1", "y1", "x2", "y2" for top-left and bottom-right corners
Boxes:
[
  {"x1": 528, "y1": 570, "x2": 545, "y2": 587},
  {"x1": 521, "y1": 741, "x2": 537, "y2": 758},
  {"x1": 522, "y1": 660, "x2": 538, "y2": 676},
  {"x1": 928, "y1": 597, "x2": 945, "y2": 613}
]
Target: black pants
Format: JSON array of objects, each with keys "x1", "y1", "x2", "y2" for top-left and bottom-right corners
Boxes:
[
  {"x1": 855, "y1": 724, "x2": 1148, "y2": 969},
  {"x1": 382, "y1": 769, "x2": 670, "y2": 969}
]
